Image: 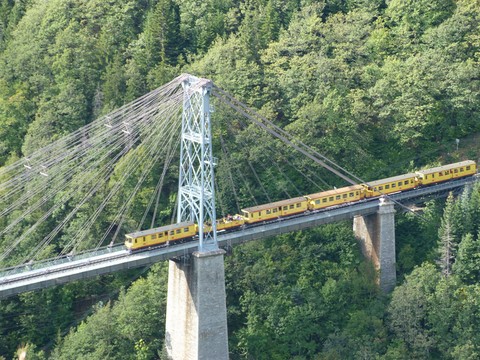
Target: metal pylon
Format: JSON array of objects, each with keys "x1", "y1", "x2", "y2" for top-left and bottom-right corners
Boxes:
[{"x1": 177, "y1": 75, "x2": 218, "y2": 251}]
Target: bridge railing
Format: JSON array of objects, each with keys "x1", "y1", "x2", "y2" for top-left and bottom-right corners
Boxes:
[{"x1": 0, "y1": 244, "x2": 125, "y2": 278}]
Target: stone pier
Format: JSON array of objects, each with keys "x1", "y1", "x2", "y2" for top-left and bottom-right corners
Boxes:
[
  {"x1": 165, "y1": 249, "x2": 229, "y2": 360},
  {"x1": 353, "y1": 197, "x2": 396, "y2": 292}
]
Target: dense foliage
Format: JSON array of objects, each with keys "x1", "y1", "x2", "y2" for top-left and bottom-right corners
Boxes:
[{"x1": 0, "y1": 0, "x2": 479, "y2": 358}]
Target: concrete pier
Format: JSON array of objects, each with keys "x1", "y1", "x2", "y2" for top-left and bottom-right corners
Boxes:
[
  {"x1": 165, "y1": 249, "x2": 229, "y2": 360},
  {"x1": 353, "y1": 197, "x2": 396, "y2": 292}
]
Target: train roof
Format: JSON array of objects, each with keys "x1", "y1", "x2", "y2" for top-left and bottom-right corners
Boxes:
[
  {"x1": 242, "y1": 196, "x2": 307, "y2": 213},
  {"x1": 305, "y1": 185, "x2": 364, "y2": 199},
  {"x1": 416, "y1": 160, "x2": 476, "y2": 174},
  {"x1": 126, "y1": 221, "x2": 195, "y2": 238},
  {"x1": 364, "y1": 173, "x2": 417, "y2": 187}
]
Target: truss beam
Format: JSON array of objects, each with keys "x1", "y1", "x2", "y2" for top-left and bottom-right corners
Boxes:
[{"x1": 177, "y1": 75, "x2": 218, "y2": 251}]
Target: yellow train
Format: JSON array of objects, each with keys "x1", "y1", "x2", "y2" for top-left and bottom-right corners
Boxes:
[{"x1": 125, "y1": 160, "x2": 476, "y2": 251}]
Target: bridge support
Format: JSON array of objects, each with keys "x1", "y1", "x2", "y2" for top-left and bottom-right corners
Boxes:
[
  {"x1": 165, "y1": 249, "x2": 229, "y2": 360},
  {"x1": 353, "y1": 197, "x2": 396, "y2": 292}
]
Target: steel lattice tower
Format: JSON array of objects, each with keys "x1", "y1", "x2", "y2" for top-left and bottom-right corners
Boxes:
[{"x1": 177, "y1": 75, "x2": 218, "y2": 251}]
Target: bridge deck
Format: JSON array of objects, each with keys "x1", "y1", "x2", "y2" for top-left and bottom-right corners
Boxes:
[{"x1": 0, "y1": 175, "x2": 477, "y2": 299}]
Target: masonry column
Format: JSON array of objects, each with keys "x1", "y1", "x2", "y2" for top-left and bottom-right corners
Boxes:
[
  {"x1": 165, "y1": 249, "x2": 229, "y2": 360},
  {"x1": 353, "y1": 197, "x2": 396, "y2": 292}
]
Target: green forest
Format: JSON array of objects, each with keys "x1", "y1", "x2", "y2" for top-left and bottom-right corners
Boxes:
[{"x1": 0, "y1": 0, "x2": 479, "y2": 358}]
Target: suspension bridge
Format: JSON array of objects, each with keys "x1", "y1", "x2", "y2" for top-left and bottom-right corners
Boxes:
[
  {"x1": 0, "y1": 74, "x2": 477, "y2": 359},
  {"x1": 0, "y1": 174, "x2": 476, "y2": 299}
]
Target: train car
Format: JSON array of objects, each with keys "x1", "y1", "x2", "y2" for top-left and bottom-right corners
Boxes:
[
  {"x1": 363, "y1": 173, "x2": 417, "y2": 198},
  {"x1": 216, "y1": 216, "x2": 245, "y2": 231},
  {"x1": 305, "y1": 185, "x2": 364, "y2": 210},
  {"x1": 242, "y1": 196, "x2": 308, "y2": 224},
  {"x1": 415, "y1": 160, "x2": 476, "y2": 186},
  {"x1": 204, "y1": 216, "x2": 245, "y2": 233},
  {"x1": 125, "y1": 221, "x2": 196, "y2": 251}
]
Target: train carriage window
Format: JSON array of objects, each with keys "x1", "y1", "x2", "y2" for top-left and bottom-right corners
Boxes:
[
  {"x1": 398, "y1": 182, "x2": 402, "y2": 187},
  {"x1": 152, "y1": 234, "x2": 157, "y2": 240},
  {"x1": 454, "y1": 169, "x2": 458, "y2": 173},
  {"x1": 343, "y1": 194, "x2": 347, "y2": 199},
  {"x1": 176, "y1": 229, "x2": 181, "y2": 234},
  {"x1": 460, "y1": 168, "x2": 464, "y2": 172},
  {"x1": 169, "y1": 231, "x2": 174, "y2": 235},
  {"x1": 329, "y1": 196, "x2": 334, "y2": 201},
  {"x1": 392, "y1": 183, "x2": 396, "y2": 188},
  {"x1": 259, "y1": 211, "x2": 262, "y2": 215},
  {"x1": 379, "y1": 186, "x2": 383, "y2": 191},
  {"x1": 404, "y1": 180, "x2": 409, "y2": 185},
  {"x1": 349, "y1": 192, "x2": 354, "y2": 197},
  {"x1": 159, "y1": 233, "x2": 163, "y2": 238},
  {"x1": 336, "y1": 195, "x2": 341, "y2": 200},
  {"x1": 356, "y1": 191, "x2": 359, "y2": 195},
  {"x1": 142, "y1": 237, "x2": 145, "y2": 242},
  {"x1": 266, "y1": 209, "x2": 271, "y2": 214},
  {"x1": 315, "y1": 199, "x2": 320, "y2": 204},
  {"x1": 134, "y1": 239, "x2": 137, "y2": 243},
  {"x1": 385, "y1": 185, "x2": 390, "y2": 189},
  {"x1": 289, "y1": 204, "x2": 294, "y2": 209},
  {"x1": 283, "y1": 206, "x2": 288, "y2": 210},
  {"x1": 184, "y1": 227, "x2": 189, "y2": 232},
  {"x1": 439, "y1": 171, "x2": 443, "y2": 176},
  {"x1": 296, "y1": 203, "x2": 301, "y2": 208},
  {"x1": 164, "y1": 231, "x2": 168, "y2": 236},
  {"x1": 322, "y1": 198, "x2": 327, "y2": 203},
  {"x1": 273, "y1": 208, "x2": 277, "y2": 213},
  {"x1": 467, "y1": 166, "x2": 471, "y2": 170}
]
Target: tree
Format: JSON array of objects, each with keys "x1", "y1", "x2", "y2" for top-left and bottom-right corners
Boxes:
[
  {"x1": 0, "y1": 0, "x2": 31, "y2": 47},
  {"x1": 459, "y1": 183, "x2": 480, "y2": 238},
  {"x1": 144, "y1": 0, "x2": 181, "y2": 66},
  {"x1": 50, "y1": 302, "x2": 129, "y2": 360},
  {"x1": 226, "y1": 224, "x2": 378, "y2": 359},
  {"x1": 21, "y1": 83, "x2": 88, "y2": 155},
  {"x1": 0, "y1": 81, "x2": 34, "y2": 164},
  {"x1": 429, "y1": 281, "x2": 480, "y2": 358},
  {"x1": 175, "y1": 0, "x2": 232, "y2": 54},
  {"x1": 320, "y1": 309, "x2": 388, "y2": 358},
  {"x1": 261, "y1": 0, "x2": 281, "y2": 45},
  {"x1": 0, "y1": 0, "x2": 13, "y2": 47},
  {"x1": 388, "y1": 263, "x2": 439, "y2": 357},
  {"x1": 48, "y1": 264, "x2": 168, "y2": 359},
  {"x1": 437, "y1": 193, "x2": 459, "y2": 277},
  {"x1": 453, "y1": 232, "x2": 480, "y2": 284},
  {"x1": 102, "y1": 54, "x2": 127, "y2": 112},
  {"x1": 385, "y1": 0, "x2": 456, "y2": 40}
]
